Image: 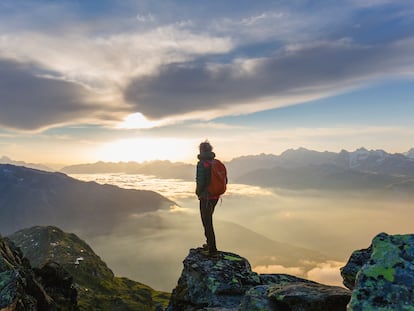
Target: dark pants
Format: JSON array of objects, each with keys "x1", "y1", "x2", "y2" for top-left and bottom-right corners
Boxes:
[{"x1": 199, "y1": 198, "x2": 218, "y2": 253}]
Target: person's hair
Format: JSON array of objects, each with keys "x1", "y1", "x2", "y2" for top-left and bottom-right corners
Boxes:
[{"x1": 199, "y1": 140, "x2": 213, "y2": 153}]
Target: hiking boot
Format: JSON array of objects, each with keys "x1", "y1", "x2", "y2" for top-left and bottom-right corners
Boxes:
[
  {"x1": 200, "y1": 249, "x2": 218, "y2": 258},
  {"x1": 208, "y1": 251, "x2": 218, "y2": 259}
]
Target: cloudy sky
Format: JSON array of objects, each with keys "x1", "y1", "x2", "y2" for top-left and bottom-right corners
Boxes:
[{"x1": 1, "y1": 0, "x2": 414, "y2": 164}]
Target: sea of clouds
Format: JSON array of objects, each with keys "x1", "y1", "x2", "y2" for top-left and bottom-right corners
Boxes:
[{"x1": 70, "y1": 173, "x2": 413, "y2": 291}]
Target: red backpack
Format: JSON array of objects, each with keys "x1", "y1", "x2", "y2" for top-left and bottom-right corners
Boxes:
[{"x1": 208, "y1": 159, "x2": 227, "y2": 196}]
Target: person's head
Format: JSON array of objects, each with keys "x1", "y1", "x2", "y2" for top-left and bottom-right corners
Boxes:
[{"x1": 199, "y1": 140, "x2": 213, "y2": 153}]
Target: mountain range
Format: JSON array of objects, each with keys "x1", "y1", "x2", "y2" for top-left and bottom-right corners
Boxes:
[
  {"x1": 11, "y1": 147, "x2": 410, "y2": 192},
  {"x1": 229, "y1": 147, "x2": 414, "y2": 191},
  {"x1": 4, "y1": 147, "x2": 414, "y2": 180},
  {"x1": 62, "y1": 148, "x2": 414, "y2": 190},
  {"x1": 227, "y1": 147, "x2": 414, "y2": 177}
]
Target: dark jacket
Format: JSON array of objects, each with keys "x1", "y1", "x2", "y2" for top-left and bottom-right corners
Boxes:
[{"x1": 196, "y1": 151, "x2": 216, "y2": 199}]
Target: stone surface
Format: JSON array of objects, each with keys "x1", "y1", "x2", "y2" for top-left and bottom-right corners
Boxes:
[
  {"x1": 167, "y1": 248, "x2": 261, "y2": 310},
  {"x1": 340, "y1": 245, "x2": 372, "y2": 290},
  {"x1": 240, "y1": 280, "x2": 350, "y2": 311},
  {"x1": 34, "y1": 261, "x2": 78, "y2": 309},
  {"x1": 347, "y1": 232, "x2": 414, "y2": 311},
  {"x1": 167, "y1": 248, "x2": 351, "y2": 311},
  {"x1": 0, "y1": 234, "x2": 75, "y2": 311}
]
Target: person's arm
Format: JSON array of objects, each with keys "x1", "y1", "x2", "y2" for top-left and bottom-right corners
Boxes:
[{"x1": 196, "y1": 161, "x2": 210, "y2": 198}]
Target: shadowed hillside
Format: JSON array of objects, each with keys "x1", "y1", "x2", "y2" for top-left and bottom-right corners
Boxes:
[
  {"x1": 0, "y1": 164, "x2": 173, "y2": 235},
  {"x1": 9, "y1": 226, "x2": 170, "y2": 311}
]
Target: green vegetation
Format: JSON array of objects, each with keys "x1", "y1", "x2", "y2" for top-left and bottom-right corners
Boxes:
[
  {"x1": 9, "y1": 226, "x2": 170, "y2": 311},
  {"x1": 223, "y1": 254, "x2": 243, "y2": 261}
]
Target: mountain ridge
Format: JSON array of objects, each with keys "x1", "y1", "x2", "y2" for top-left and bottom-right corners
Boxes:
[
  {"x1": 5, "y1": 146, "x2": 414, "y2": 197},
  {"x1": 228, "y1": 147, "x2": 414, "y2": 191},
  {"x1": 3, "y1": 147, "x2": 414, "y2": 181},
  {"x1": 0, "y1": 155, "x2": 55, "y2": 171},
  {"x1": 0, "y1": 164, "x2": 173, "y2": 235}
]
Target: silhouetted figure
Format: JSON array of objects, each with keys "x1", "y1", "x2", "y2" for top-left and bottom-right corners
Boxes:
[{"x1": 196, "y1": 141, "x2": 221, "y2": 257}]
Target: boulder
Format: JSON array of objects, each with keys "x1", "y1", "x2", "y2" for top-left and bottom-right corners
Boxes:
[
  {"x1": 167, "y1": 248, "x2": 261, "y2": 310},
  {"x1": 346, "y1": 232, "x2": 414, "y2": 310},
  {"x1": 0, "y1": 235, "x2": 52, "y2": 310},
  {"x1": 340, "y1": 245, "x2": 372, "y2": 290},
  {"x1": 167, "y1": 248, "x2": 351, "y2": 310},
  {"x1": 34, "y1": 261, "x2": 78, "y2": 309},
  {"x1": 241, "y1": 278, "x2": 350, "y2": 311}
]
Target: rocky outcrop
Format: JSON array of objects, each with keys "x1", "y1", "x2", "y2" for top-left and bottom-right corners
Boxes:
[
  {"x1": 9, "y1": 226, "x2": 170, "y2": 311},
  {"x1": 169, "y1": 232, "x2": 414, "y2": 311},
  {"x1": 167, "y1": 248, "x2": 351, "y2": 310},
  {"x1": 167, "y1": 249, "x2": 261, "y2": 310},
  {"x1": 241, "y1": 280, "x2": 351, "y2": 311},
  {"x1": 34, "y1": 261, "x2": 78, "y2": 309},
  {"x1": 340, "y1": 245, "x2": 372, "y2": 290},
  {"x1": 0, "y1": 234, "x2": 78, "y2": 310},
  {"x1": 342, "y1": 232, "x2": 414, "y2": 310}
]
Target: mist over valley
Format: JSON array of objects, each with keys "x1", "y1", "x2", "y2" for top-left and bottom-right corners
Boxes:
[{"x1": 2, "y1": 147, "x2": 413, "y2": 292}]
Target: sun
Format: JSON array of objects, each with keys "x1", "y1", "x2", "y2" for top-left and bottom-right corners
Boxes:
[
  {"x1": 97, "y1": 137, "x2": 196, "y2": 163},
  {"x1": 117, "y1": 113, "x2": 161, "y2": 129}
]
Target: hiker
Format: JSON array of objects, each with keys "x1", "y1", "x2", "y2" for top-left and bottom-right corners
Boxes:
[{"x1": 196, "y1": 140, "x2": 226, "y2": 257}]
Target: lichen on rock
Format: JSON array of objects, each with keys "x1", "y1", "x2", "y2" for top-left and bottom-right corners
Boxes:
[
  {"x1": 0, "y1": 234, "x2": 76, "y2": 310},
  {"x1": 167, "y1": 248, "x2": 351, "y2": 311},
  {"x1": 344, "y1": 232, "x2": 414, "y2": 311}
]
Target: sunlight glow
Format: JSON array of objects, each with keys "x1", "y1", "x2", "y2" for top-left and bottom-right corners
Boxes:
[
  {"x1": 97, "y1": 137, "x2": 195, "y2": 162},
  {"x1": 117, "y1": 113, "x2": 161, "y2": 129}
]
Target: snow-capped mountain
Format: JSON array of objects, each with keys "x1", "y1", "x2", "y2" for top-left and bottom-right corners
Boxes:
[
  {"x1": 348, "y1": 148, "x2": 386, "y2": 169},
  {"x1": 231, "y1": 147, "x2": 414, "y2": 191},
  {"x1": 335, "y1": 148, "x2": 414, "y2": 176},
  {"x1": 229, "y1": 147, "x2": 414, "y2": 179}
]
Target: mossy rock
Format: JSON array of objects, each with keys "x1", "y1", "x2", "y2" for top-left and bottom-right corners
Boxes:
[{"x1": 348, "y1": 232, "x2": 414, "y2": 311}]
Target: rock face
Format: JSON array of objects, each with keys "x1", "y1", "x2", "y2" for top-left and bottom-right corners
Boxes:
[
  {"x1": 0, "y1": 234, "x2": 78, "y2": 310},
  {"x1": 340, "y1": 245, "x2": 373, "y2": 290},
  {"x1": 167, "y1": 248, "x2": 351, "y2": 311},
  {"x1": 342, "y1": 232, "x2": 414, "y2": 310}
]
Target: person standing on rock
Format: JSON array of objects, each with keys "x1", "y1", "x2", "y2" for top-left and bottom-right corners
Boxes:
[{"x1": 196, "y1": 140, "x2": 223, "y2": 257}]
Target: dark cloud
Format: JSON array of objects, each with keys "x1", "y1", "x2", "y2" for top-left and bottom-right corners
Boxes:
[
  {"x1": 0, "y1": 59, "x2": 100, "y2": 131},
  {"x1": 124, "y1": 40, "x2": 414, "y2": 119}
]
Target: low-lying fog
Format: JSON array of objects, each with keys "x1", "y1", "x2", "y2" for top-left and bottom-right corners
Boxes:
[{"x1": 71, "y1": 174, "x2": 414, "y2": 292}]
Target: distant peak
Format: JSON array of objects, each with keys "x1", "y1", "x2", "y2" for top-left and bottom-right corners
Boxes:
[
  {"x1": 355, "y1": 147, "x2": 368, "y2": 152},
  {"x1": 280, "y1": 147, "x2": 311, "y2": 155}
]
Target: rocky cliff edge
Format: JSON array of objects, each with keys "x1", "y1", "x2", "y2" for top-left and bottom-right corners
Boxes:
[
  {"x1": 167, "y1": 248, "x2": 350, "y2": 311},
  {"x1": 168, "y1": 232, "x2": 414, "y2": 311},
  {"x1": 0, "y1": 234, "x2": 78, "y2": 310}
]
